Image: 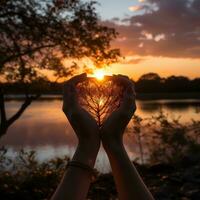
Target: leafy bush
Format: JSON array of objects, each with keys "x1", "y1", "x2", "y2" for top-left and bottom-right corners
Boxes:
[
  {"x1": 0, "y1": 149, "x2": 69, "y2": 200},
  {"x1": 130, "y1": 113, "x2": 200, "y2": 164}
]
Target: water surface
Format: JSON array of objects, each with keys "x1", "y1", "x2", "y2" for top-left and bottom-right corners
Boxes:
[{"x1": 1, "y1": 99, "x2": 199, "y2": 172}]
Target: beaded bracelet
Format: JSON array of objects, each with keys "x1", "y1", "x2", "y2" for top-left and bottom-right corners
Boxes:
[{"x1": 66, "y1": 161, "x2": 96, "y2": 181}]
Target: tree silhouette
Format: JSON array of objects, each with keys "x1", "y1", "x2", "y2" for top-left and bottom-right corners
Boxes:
[
  {"x1": 77, "y1": 78, "x2": 123, "y2": 127},
  {"x1": 0, "y1": 0, "x2": 120, "y2": 136},
  {"x1": 135, "y1": 73, "x2": 199, "y2": 94},
  {"x1": 164, "y1": 76, "x2": 190, "y2": 93},
  {"x1": 136, "y1": 73, "x2": 163, "y2": 93},
  {"x1": 138, "y1": 73, "x2": 161, "y2": 81},
  {"x1": 191, "y1": 78, "x2": 200, "y2": 92}
]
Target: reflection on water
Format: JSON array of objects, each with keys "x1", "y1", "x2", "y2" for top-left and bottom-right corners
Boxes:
[
  {"x1": 1, "y1": 99, "x2": 200, "y2": 173},
  {"x1": 136, "y1": 99, "x2": 200, "y2": 121}
]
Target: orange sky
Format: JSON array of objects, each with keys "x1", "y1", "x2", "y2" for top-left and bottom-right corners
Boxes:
[
  {"x1": 89, "y1": 0, "x2": 200, "y2": 80},
  {"x1": 107, "y1": 57, "x2": 200, "y2": 81},
  {"x1": 48, "y1": 0, "x2": 200, "y2": 81},
  {"x1": 60, "y1": 55, "x2": 200, "y2": 82}
]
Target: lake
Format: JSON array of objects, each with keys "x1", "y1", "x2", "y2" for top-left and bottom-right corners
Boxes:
[{"x1": 0, "y1": 99, "x2": 200, "y2": 173}]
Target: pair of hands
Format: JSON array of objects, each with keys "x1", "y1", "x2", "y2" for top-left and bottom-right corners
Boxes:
[
  {"x1": 62, "y1": 73, "x2": 136, "y2": 151},
  {"x1": 53, "y1": 74, "x2": 153, "y2": 200}
]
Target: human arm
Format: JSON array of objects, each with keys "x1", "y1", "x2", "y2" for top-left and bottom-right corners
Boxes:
[
  {"x1": 51, "y1": 73, "x2": 100, "y2": 200},
  {"x1": 101, "y1": 75, "x2": 154, "y2": 200}
]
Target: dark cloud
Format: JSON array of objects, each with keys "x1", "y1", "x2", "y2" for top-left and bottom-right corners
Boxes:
[
  {"x1": 120, "y1": 57, "x2": 145, "y2": 64},
  {"x1": 105, "y1": 0, "x2": 200, "y2": 58}
]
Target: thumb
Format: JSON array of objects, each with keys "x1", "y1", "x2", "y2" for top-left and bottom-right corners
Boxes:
[{"x1": 121, "y1": 84, "x2": 136, "y2": 113}]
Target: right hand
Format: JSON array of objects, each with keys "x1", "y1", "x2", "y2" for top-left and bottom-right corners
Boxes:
[
  {"x1": 101, "y1": 75, "x2": 136, "y2": 148},
  {"x1": 62, "y1": 73, "x2": 100, "y2": 149}
]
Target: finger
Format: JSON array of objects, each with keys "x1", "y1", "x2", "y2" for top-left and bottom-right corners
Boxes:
[
  {"x1": 68, "y1": 73, "x2": 87, "y2": 85},
  {"x1": 112, "y1": 75, "x2": 135, "y2": 95},
  {"x1": 112, "y1": 74, "x2": 132, "y2": 87},
  {"x1": 127, "y1": 81, "x2": 136, "y2": 97},
  {"x1": 63, "y1": 74, "x2": 86, "y2": 109},
  {"x1": 120, "y1": 85, "x2": 136, "y2": 113},
  {"x1": 63, "y1": 73, "x2": 87, "y2": 97},
  {"x1": 63, "y1": 81, "x2": 73, "y2": 101},
  {"x1": 63, "y1": 83, "x2": 76, "y2": 107},
  {"x1": 123, "y1": 85, "x2": 136, "y2": 103}
]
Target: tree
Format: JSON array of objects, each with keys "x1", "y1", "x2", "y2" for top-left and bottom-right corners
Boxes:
[
  {"x1": 138, "y1": 73, "x2": 161, "y2": 81},
  {"x1": 164, "y1": 76, "x2": 190, "y2": 93},
  {"x1": 0, "y1": 0, "x2": 120, "y2": 136},
  {"x1": 77, "y1": 78, "x2": 122, "y2": 127},
  {"x1": 191, "y1": 78, "x2": 200, "y2": 92},
  {"x1": 136, "y1": 73, "x2": 163, "y2": 93}
]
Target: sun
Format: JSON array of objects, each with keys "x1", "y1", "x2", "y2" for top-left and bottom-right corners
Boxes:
[{"x1": 93, "y1": 69, "x2": 105, "y2": 81}]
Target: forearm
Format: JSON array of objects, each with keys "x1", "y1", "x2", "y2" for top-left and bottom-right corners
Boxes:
[
  {"x1": 51, "y1": 142, "x2": 99, "y2": 200},
  {"x1": 104, "y1": 141, "x2": 154, "y2": 200}
]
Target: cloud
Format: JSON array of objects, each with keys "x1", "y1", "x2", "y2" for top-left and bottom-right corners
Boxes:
[
  {"x1": 105, "y1": 0, "x2": 200, "y2": 58},
  {"x1": 120, "y1": 56, "x2": 146, "y2": 64},
  {"x1": 141, "y1": 31, "x2": 153, "y2": 40},
  {"x1": 154, "y1": 34, "x2": 165, "y2": 42},
  {"x1": 128, "y1": 5, "x2": 142, "y2": 12}
]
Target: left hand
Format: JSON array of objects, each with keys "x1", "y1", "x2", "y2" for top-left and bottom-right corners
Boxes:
[
  {"x1": 62, "y1": 73, "x2": 100, "y2": 149},
  {"x1": 101, "y1": 75, "x2": 136, "y2": 149}
]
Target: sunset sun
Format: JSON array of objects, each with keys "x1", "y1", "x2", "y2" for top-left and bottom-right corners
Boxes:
[{"x1": 93, "y1": 69, "x2": 105, "y2": 81}]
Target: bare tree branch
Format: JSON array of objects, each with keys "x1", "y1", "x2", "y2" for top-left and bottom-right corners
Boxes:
[
  {"x1": 77, "y1": 79, "x2": 122, "y2": 127},
  {"x1": 0, "y1": 87, "x2": 6, "y2": 124},
  {"x1": 7, "y1": 95, "x2": 40, "y2": 127}
]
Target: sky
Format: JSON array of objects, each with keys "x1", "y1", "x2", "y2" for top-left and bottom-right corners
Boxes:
[
  {"x1": 90, "y1": 0, "x2": 200, "y2": 80},
  {"x1": 95, "y1": 0, "x2": 141, "y2": 20}
]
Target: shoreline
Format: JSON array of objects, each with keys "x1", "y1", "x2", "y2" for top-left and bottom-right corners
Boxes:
[{"x1": 4, "y1": 93, "x2": 200, "y2": 101}]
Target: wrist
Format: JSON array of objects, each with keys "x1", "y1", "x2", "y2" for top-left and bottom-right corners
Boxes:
[
  {"x1": 102, "y1": 137, "x2": 124, "y2": 153},
  {"x1": 77, "y1": 130, "x2": 100, "y2": 152},
  {"x1": 78, "y1": 140, "x2": 100, "y2": 153},
  {"x1": 72, "y1": 140, "x2": 100, "y2": 168}
]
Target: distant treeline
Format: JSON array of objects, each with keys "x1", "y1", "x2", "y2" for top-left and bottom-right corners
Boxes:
[
  {"x1": 2, "y1": 73, "x2": 200, "y2": 94},
  {"x1": 135, "y1": 73, "x2": 200, "y2": 93}
]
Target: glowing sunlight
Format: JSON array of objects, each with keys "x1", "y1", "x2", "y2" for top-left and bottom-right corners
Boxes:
[{"x1": 93, "y1": 69, "x2": 106, "y2": 81}]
